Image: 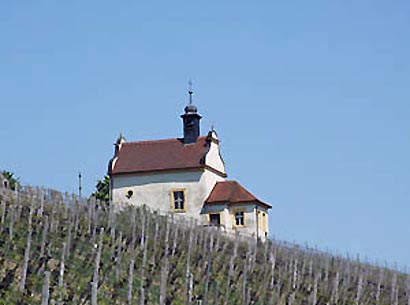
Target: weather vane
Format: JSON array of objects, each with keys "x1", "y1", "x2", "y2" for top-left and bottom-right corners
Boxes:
[{"x1": 188, "y1": 80, "x2": 193, "y2": 105}]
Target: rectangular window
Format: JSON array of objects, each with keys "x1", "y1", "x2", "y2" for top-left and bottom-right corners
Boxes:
[
  {"x1": 172, "y1": 190, "x2": 185, "y2": 211},
  {"x1": 234, "y1": 211, "x2": 245, "y2": 226},
  {"x1": 209, "y1": 213, "x2": 221, "y2": 226}
]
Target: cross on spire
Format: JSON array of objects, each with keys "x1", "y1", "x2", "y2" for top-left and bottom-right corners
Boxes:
[
  {"x1": 188, "y1": 81, "x2": 193, "y2": 105},
  {"x1": 181, "y1": 81, "x2": 201, "y2": 144}
]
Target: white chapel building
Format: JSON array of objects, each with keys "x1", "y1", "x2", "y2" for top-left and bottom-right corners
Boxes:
[{"x1": 108, "y1": 92, "x2": 271, "y2": 240}]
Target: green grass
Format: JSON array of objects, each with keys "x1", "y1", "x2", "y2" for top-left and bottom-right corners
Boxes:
[{"x1": 0, "y1": 188, "x2": 408, "y2": 304}]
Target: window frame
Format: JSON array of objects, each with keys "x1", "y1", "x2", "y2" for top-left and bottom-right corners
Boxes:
[
  {"x1": 231, "y1": 209, "x2": 246, "y2": 228},
  {"x1": 170, "y1": 188, "x2": 186, "y2": 212},
  {"x1": 208, "y1": 212, "x2": 222, "y2": 226}
]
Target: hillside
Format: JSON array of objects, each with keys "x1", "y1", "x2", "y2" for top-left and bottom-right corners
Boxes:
[{"x1": 0, "y1": 185, "x2": 408, "y2": 305}]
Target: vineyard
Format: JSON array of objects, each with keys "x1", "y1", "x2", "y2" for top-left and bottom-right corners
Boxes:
[{"x1": 0, "y1": 184, "x2": 408, "y2": 305}]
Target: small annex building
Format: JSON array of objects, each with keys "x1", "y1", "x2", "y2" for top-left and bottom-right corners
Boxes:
[{"x1": 108, "y1": 91, "x2": 271, "y2": 240}]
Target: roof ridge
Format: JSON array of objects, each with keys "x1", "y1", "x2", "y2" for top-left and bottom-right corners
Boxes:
[
  {"x1": 111, "y1": 135, "x2": 217, "y2": 176},
  {"x1": 123, "y1": 136, "x2": 206, "y2": 145},
  {"x1": 234, "y1": 180, "x2": 256, "y2": 198},
  {"x1": 205, "y1": 180, "x2": 271, "y2": 208}
]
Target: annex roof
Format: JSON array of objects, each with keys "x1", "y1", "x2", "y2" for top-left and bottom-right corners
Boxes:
[
  {"x1": 205, "y1": 180, "x2": 271, "y2": 209},
  {"x1": 110, "y1": 136, "x2": 217, "y2": 175}
]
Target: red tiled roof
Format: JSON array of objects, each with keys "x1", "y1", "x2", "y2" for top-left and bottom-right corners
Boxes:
[
  {"x1": 110, "y1": 136, "x2": 210, "y2": 175},
  {"x1": 205, "y1": 181, "x2": 271, "y2": 208}
]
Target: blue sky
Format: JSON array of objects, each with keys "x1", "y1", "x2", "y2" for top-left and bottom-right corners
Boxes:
[{"x1": 1, "y1": 1, "x2": 409, "y2": 267}]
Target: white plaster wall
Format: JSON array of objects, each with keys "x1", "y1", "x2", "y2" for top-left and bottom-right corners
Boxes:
[
  {"x1": 111, "y1": 169, "x2": 225, "y2": 221},
  {"x1": 256, "y1": 207, "x2": 269, "y2": 241},
  {"x1": 227, "y1": 205, "x2": 257, "y2": 238},
  {"x1": 201, "y1": 203, "x2": 269, "y2": 240},
  {"x1": 204, "y1": 132, "x2": 226, "y2": 175}
]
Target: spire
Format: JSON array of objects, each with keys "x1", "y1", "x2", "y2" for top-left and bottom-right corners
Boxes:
[
  {"x1": 185, "y1": 81, "x2": 197, "y2": 114},
  {"x1": 181, "y1": 83, "x2": 202, "y2": 144}
]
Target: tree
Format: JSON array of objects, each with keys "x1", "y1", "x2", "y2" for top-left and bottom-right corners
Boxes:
[
  {"x1": 93, "y1": 175, "x2": 110, "y2": 203},
  {"x1": 2, "y1": 170, "x2": 19, "y2": 190}
]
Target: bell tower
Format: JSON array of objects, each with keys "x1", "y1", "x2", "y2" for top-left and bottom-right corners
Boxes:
[{"x1": 181, "y1": 84, "x2": 202, "y2": 144}]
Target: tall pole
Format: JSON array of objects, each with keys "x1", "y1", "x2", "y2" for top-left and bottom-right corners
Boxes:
[{"x1": 78, "y1": 172, "x2": 82, "y2": 201}]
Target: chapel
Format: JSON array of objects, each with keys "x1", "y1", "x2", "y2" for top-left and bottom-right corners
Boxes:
[{"x1": 108, "y1": 90, "x2": 271, "y2": 240}]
